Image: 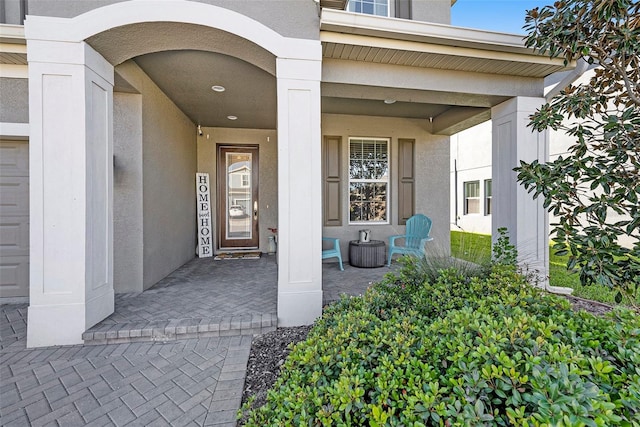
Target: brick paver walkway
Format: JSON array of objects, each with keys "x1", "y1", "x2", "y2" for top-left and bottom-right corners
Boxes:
[
  {"x1": 1, "y1": 255, "x2": 396, "y2": 426},
  {"x1": 1, "y1": 302, "x2": 250, "y2": 426}
]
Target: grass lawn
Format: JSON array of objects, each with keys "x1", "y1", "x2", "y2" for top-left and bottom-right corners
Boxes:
[{"x1": 450, "y1": 231, "x2": 640, "y2": 307}]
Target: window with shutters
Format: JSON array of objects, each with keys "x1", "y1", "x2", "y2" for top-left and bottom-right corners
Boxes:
[
  {"x1": 349, "y1": 137, "x2": 389, "y2": 224},
  {"x1": 463, "y1": 181, "x2": 480, "y2": 215},
  {"x1": 347, "y1": 0, "x2": 389, "y2": 17}
]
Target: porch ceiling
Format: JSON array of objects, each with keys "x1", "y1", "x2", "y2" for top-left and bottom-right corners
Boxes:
[{"x1": 130, "y1": 50, "x2": 277, "y2": 130}]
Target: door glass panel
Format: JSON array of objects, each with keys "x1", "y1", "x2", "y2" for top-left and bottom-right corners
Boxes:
[{"x1": 226, "y1": 152, "x2": 252, "y2": 239}]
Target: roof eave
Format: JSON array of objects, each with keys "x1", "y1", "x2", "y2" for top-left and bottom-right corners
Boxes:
[{"x1": 320, "y1": 8, "x2": 554, "y2": 57}]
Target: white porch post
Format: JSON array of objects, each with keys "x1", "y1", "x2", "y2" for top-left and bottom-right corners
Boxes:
[
  {"x1": 27, "y1": 39, "x2": 114, "y2": 347},
  {"x1": 491, "y1": 97, "x2": 549, "y2": 286},
  {"x1": 276, "y1": 57, "x2": 323, "y2": 326}
]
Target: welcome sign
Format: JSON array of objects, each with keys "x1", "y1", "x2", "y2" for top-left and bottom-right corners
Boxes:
[{"x1": 196, "y1": 173, "x2": 213, "y2": 257}]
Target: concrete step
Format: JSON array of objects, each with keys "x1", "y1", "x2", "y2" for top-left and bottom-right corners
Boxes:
[{"x1": 82, "y1": 312, "x2": 277, "y2": 345}]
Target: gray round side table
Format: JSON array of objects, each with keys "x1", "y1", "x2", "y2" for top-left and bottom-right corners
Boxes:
[{"x1": 349, "y1": 240, "x2": 386, "y2": 268}]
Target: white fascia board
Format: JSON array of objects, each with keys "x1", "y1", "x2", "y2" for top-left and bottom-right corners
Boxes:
[
  {"x1": 0, "y1": 24, "x2": 26, "y2": 44},
  {"x1": 320, "y1": 8, "x2": 568, "y2": 61}
]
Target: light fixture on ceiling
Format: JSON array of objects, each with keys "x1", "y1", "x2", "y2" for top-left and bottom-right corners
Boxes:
[
  {"x1": 197, "y1": 124, "x2": 203, "y2": 135},
  {"x1": 211, "y1": 85, "x2": 226, "y2": 92},
  {"x1": 227, "y1": 115, "x2": 238, "y2": 121},
  {"x1": 384, "y1": 99, "x2": 396, "y2": 104}
]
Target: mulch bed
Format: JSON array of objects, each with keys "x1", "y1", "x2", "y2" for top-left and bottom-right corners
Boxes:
[{"x1": 239, "y1": 294, "x2": 618, "y2": 424}]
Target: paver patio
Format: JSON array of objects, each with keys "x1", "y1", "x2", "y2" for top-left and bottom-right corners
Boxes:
[{"x1": 1, "y1": 255, "x2": 397, "y2": 426}]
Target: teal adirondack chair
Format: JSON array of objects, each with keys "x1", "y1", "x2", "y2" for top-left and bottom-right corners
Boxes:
[
  {"x1": 387, "y1": 214, "x2": 434, "y2": 266},
  {"x1": 322, "y1": 237, "x2": 344, "y2": 271}
]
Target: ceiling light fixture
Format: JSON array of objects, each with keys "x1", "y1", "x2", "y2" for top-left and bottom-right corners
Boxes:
[
  {"x1": 227, "y1": 115, "x2": 238, "y2": 120},
  {"x1": 211, "y1": 85, "x2": 226, "y2": 92},
  {"x1": 384, "y1": 99, "x2": 396, "y2": 104}
]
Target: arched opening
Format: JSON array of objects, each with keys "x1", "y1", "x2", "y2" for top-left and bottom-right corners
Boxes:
[{"x1": 26, "y1": 1, "x2": 323, "y2": 347}]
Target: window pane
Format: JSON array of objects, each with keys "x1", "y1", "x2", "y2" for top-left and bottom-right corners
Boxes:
[
  {"x1": 485, "y1": 179, "x2": 492, "y2": 197},
  {"x1": 466, "y1": 198, "x2": 479, "y2": 214},
  {"x1": 465, "y1": 181, "x2": 479, "y2": 198},
  {"x1": 484, "y1": 179, "x2": 492, "y2": 215},
  {"x1": 350, "y1": 182, "x2": 387, "y2": 221},
  {"x1": 347, "y1": 0, "x2": 388, "y2": 16}
]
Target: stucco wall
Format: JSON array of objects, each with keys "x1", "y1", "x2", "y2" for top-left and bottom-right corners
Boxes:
[
  {"x1": 197, "y1": 127, "x2": 278, "y2": 253},
  {"x1": 25, "y1": 0, "x2": 320, "y2": 40},
  {"x1": 411, "y1": 0, "x2": 451, "y2": 24},
  {"x1": 113, "y1": 92, "x2": 144, "y2": 293},
  {"x1": 115, "y1": 61, "x2": 197, "y2": 290},
  {"x1": 322, "y1": 114, "x2": 451, "y2": 260},
  {"x1": 0, "y1": 78, "x2": 28, "y2": 123}
]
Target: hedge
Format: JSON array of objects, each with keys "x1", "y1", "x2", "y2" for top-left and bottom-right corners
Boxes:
[{"x1": 242, "y1": 263, "x2": 640, "y2": 426}]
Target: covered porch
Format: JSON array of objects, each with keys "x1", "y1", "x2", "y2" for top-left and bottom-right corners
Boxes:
[
  {"x1": 81, "y1": 257, "x2": 398, "y2": 345},
  {"x1": 22, "y1": 1, "x2": 572, "y2": 348}
]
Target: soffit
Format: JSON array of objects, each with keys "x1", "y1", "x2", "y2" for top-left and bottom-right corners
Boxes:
[{"x1": 320, "y1": 9, "x2": 571, "y2": 78}]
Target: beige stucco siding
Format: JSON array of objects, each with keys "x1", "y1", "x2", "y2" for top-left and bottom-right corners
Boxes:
[
  {"x1": 322, "y1": 113, "x2": 451, "y2": 260},
  {"x1": 197, "y1": 127, "x2": 278, "y2": 253}
]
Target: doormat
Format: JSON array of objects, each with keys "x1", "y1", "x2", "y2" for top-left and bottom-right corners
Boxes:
[{"x1": 214, "y1": 251, "x2": 262, "y2": 260}]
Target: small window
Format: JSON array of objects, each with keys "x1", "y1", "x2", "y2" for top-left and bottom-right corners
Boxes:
[
  {"x1": 349, "y1": 137, "x2": 389, "y2": 223},
  {"x1": 464, "y1": 181, "x2": 480, "y2": 215},
  {"x1": 241, "y1": 174, "x2": 249, "y2": 187},
  {"x1": 484, "y1": 179, "x2": 492, "y2": 216},
  {"x1": 347, "y1": 0, "x2": 389, "y2": 17}
]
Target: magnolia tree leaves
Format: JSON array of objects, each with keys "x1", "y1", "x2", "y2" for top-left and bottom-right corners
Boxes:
[{"x1": 515, "y1": 0, "x2": 640, "y2": 305}]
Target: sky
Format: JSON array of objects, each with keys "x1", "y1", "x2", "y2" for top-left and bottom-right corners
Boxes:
[{"x1": 451, "y1": 0, "x2": 551, "y2": 35}]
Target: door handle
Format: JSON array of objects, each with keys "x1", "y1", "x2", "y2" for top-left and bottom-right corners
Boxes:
[{"x1": 254, "y1": 201, "x2": 258, "y2": 220}]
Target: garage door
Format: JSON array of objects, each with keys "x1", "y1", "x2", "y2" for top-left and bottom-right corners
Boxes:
[{"x1": 0, "y1": 139, "x2": 29, "y2": 298}]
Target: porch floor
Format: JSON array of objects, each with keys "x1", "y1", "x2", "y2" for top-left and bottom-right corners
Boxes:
[{"x1": 83, "y1": 256, "x2": 399, "y2": 344}]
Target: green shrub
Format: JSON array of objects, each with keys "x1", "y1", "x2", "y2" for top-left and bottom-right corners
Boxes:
[{"x1": 241, "y1": 265, "x2": 640, "y2": 426}]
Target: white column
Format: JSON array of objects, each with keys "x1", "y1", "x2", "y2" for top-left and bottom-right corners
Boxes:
[
  {"x1": 491, "y1": 97, "x2": 549, "y2": 286},
  {"x1": 27, "y1": 40, "x2": 114, "y2": 347},
  {"x1": 276, "y1": 57, "x2": 323, "y2": 326}
]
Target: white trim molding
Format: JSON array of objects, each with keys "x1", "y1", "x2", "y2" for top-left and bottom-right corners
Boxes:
[{"x1": 0, "y1": 122, "x2": 29, "y2": 138}]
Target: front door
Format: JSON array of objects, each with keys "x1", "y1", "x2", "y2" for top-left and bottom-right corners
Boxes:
[{"x1": 218, "y1": 145, "x2": 259, "y2": 249}]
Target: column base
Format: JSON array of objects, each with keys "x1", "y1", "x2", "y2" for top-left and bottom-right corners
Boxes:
[
  {"x1": 277, "y1": 290, "x2": 322, "y2": 327},
  {"x1": 27, "y1": 303, "x2": 86, "y2": 348}
]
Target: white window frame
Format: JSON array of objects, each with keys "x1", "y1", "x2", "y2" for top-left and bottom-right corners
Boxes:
[
  {"x1": 348, "y1": 137, "x2": 390, "y2": 225},
  {"x1": 463, "y1": 180, "x2": 480, "y2": 215},
  {"x1": 347, "y1": 0, "x2": 390, "y2": 17}
]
